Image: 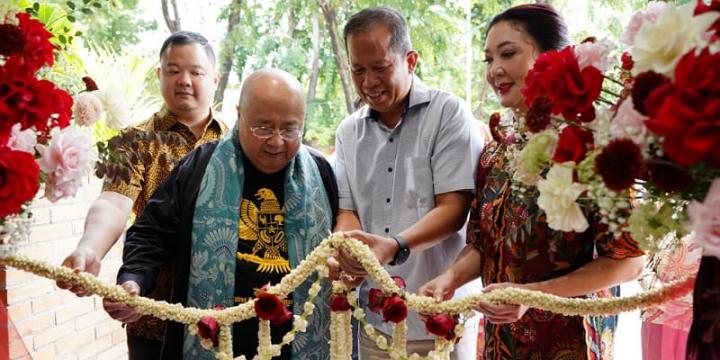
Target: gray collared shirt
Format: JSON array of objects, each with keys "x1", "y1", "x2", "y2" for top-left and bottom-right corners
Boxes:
[{"x1": 334, "y1": 78, "x2": 484, "y2": 340}]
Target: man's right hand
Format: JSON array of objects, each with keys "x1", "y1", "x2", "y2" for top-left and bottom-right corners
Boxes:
[
  {"x1": 103, "y1": 281, "x2": 143, "y2": 323},
  {"x1": 57, "y1": 246, "x2": 102, "y2": 296},
  {"x1": 418, "y1": 270, "x2": 457, "y2": 301}
]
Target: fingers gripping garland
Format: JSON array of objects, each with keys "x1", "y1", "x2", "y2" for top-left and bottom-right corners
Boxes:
[{"x1": 0, "y1": 234, "x2": 693, "y2": 359}]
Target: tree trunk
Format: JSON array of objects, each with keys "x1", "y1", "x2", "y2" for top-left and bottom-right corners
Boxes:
[
  {"x1": 319, "y1": 0, "x2": 355, "y2": 114},
  {"x1": 161, "y1": 0, "x2": 181, "y2": 33},
  {"x1": 214, "y1": 0, "x2": 243, "y2": 106},
  {"x1": 307, "y1": 11, "x2": 322, "y2": 103}
]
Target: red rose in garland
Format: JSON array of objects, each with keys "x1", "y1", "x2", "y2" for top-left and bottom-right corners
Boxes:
[
  {"x1": 424, "y1": 314, "x2": 458, "y2": 341},
  {"x1": 368, "y1": 288, "x2": 385, "y2": 313},
  {"x1": 254, "y1": 291, "x2": 292, "y2": 325},
  {"x1": 3, "y1": 13, "x2": 57, "y2": 73},
  {"x1": 196, "y1": 316, "x2": 220, "y2": 347},
  {"x1": 0, "y1": 146, "x2": 40, "y2": 218},
  {"x1": 391, "y1": 276, "x2": 407, "y2": 289},
  {"x1": 552, "y1": 126, "x2": 594, "y2": 164},
  {"x1": 0, "y1": 63, "x2": 73, "y2": 143},
  {"x1": 522, "y1": 46, "x2": 603, "y2": 122},
  {"x1": 381, "y1": 294, "x2": 407, "y2": 323},
  {"x1": 330, "y1": 294, "x2": 353, "y2": 312},
  {"x1": 644, "y1": 48, "x2": 720, "y2": 167}
]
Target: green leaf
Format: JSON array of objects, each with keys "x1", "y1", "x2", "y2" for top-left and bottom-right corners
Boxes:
[
  {"x1": 83, "y1": 0, "x2": 90, "y2": 3},
  {"x1": 67, "y1": 15, "x2": 76, "y2": 22},
  {"x1": 33, "y1": 2, "x2": 39, "y2": 11},
  {"x1": 59, "y1": 34, "x2": 67, "y2": 44},
  {"x1": 81, "y1": 8, "x2": 93, "y2": 14},
  {"x1": 66, "y1": 1, "x2": 75, "y2": 10},
  {"x1": 75, "y1": 30, "x2": 83, "y2": 36},
  {"x1": 92, "y1": 2, "x2": 102, "y2": 8},
  {"x1": 25, "y1": 7, "x2": 33, "y2": 13}
]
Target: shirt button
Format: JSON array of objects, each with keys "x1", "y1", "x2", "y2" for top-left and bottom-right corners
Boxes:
[
  {"x1": 386, "y1": 198, "x2": 391, "y2": 203},
  {"x1": 385, "y1": 228, "x2": 390, "y2": 233},
  {"x1": 389, "y1": 138, "x2": 394, "y2": 143},
  {"x1": 388, "y1": 167, "x2": 393, "y2": 172}
]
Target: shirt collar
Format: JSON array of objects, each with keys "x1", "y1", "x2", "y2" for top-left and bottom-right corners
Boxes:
[{"x1": 156, "y1": 106, "x2": 222, "y2": 133}]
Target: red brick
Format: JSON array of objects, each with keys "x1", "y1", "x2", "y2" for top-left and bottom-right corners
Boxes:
[{"x1": 54, "y1": 297, "x2": 94, "y2": 324}]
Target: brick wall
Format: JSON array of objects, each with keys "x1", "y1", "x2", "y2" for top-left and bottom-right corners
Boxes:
[{"x1": 1, "y1": 177, "x2": 128, "y2": 360}]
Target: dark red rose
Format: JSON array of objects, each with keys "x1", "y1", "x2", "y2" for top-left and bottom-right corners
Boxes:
[
  {"x1": 424, "y1": 314, "x2": 458, "y2": 340},
  {"x1": 621, "y1": 52, "x2": 634, "y2": 71},
  {"x1": 631, "y1": 71, "x2": 671, "y2": 116},
  {"x1": 391, "y1": 276, "x2": 407, "y2": 289},
  {"x1": 270, "y1": 307, "x2": 293, "y2": 326},
  {"x1": 644, "y1": 49, "x2": 720, "y2": 167},
  {"x1": 368, "y1": 288, "x2": 385, "y2": 313},
  {"x1": 0, "y1": 24, "x2": 26, "y2": 57},
  {"x1": 381, "y1": 294, "x2": 407, "y2": 323},
  {"x1": 82, "y1": 76, "x2": 99, "y2": 91},
  {"x1": 595, "y1": 139, "x2": 644, "y2": 192},
  {"x1": 254, "y1": 292, "x2": 286, "y2": 322},
  {"x1": 522, "y1": 46, "x2": 603, "y2": 123},
  {"x1": 0, "y1": 64, "x2": 73, "y2": 141},
  {"x1": 695, "y1": 0, "x2": 720, "y2": 35},
  {"x1": 645, "y1": 158, "x2": 693, "y2": 193},
  {"x1": 525, "y1": 95, "x2": 553, "y2": 133},
  {"x1": 0, "y1": 146, "x2": 40, "y2": 218},
  {"x1": 197, "y1": 316, "x2": 219, "y2": 347},
  {"x1": 214, "y1": 304, "x2": 225, "y2": 311},
  {"x1": 330, "y1": 294, "x2": 353, "y2": 312},
  {"x1": 552, "y1": 126, "x2": 594, "y2": 164},
  {"x1": 5, "y1": 13, "x2": 57, "y2": 73}
]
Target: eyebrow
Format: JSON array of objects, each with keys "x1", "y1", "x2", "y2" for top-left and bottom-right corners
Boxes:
[
  {"x1": 484, "y1": 40, "x2": 516, "y2": 54},
  {"x1": 163, "y1": 63, "x2": 207, "y2": 70}
]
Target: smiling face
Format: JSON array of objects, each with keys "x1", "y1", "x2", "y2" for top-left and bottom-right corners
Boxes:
[
  {"x1": 347, "y1": 25, "x2": 417, "y2": 124},
  {"x1": 157, "y1": 42, "x2": 218, "y2": 119},
  {"x1": 484, "y1": 21, "x2": 540, "y2": 113},
  {"x1": 237, "y1": 72, "x2": 305, "y2": 175}
]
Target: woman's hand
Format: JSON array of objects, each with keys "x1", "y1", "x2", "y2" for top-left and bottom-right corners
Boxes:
[
  {"x1": 419, "y1": 270, "x2": 458, "y2": 301},
  {"x1": 475, "y1": 282, "x2": 530, "y2": 324}
]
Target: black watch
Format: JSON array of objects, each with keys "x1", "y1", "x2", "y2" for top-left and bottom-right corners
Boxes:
[{"x1": 388, "y1": 235, "x2": 410, "y2": 266}]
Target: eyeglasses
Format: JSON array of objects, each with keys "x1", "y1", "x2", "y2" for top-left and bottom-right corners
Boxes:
[{"x1": 249, "y1": 126, "x2": 303, "y2": 141}]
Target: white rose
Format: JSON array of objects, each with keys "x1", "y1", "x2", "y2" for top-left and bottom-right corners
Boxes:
[{"x1": 632, "y1": 3, "x2": 720, "y2": 77}]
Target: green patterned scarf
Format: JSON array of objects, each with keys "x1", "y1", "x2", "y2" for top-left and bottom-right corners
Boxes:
[{"x1": 185, "y1": 126, "x2": 333, "y2": 359}]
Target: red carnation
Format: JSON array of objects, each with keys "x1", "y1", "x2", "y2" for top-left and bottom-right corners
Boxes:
[
  {"x1": 595, "y1": 139, "x2": 644, "y2": 192},
  {"x1": 525, "y1": 95, "x2": 553, "y2": 133},
  {"x1": 5, "y1": 13, "x2": 57, "y2": 73},
  {"x1": 368, "y1": 288, "x2": 385, "y2": 313},
  {"x1": 0, "y1": 146, "x2": 40, "y2": 218},
  {"x1": 552, "y1": 126, "x2": 594, "y2": 164},
  {"x1": 424, "y1": 314, "x2": 458, "y2": 341},
  {"x1": 254, "y1": 292, "x2": 287, "y2": 322},
  {"x1": 645, "y1": 158, "x2": 693, "y2": 193},
  {"x1": 644, "y1": 48, "x2": 720, "y2": 167},
  {"x1": 391, "y1": 276, "x2": 407, "y2": 289},
  {"x1": 621, "y1": 52, "x2": 634, "y2": 71},
  {"x1": 381, "y1": 294, "x2": 407, "y2": 323},
  {"x1": 522, "y1": 46, "x2": 603, "y2": 122},
  {"x1": 0, "y1": 24, "x2": 26, "y2": 57},
  {"x1": 631, "y1": 71, "x2": 670, "y2": 116},
  {"x1": 695, "y1": 0, "x2": 720, "y2": 35},
  {"x1": 197, "y1": 316, "x2": 220, "y2": 347},
  {"x1": 330, "y1": 294, "x2": 353, "y2": 312}
]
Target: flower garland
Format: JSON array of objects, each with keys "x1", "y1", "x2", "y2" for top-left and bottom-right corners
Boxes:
[{"x1": 0, "y1": 234, "x2": 695, "y2": 359}]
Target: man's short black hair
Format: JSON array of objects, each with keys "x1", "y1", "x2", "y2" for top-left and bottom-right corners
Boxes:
[
  {"x1": 343, "y1": 6, "x2": 412, "y2": 56},
  {"x1": 159, "y1": 31, "x2": 216, "y2": 66}
]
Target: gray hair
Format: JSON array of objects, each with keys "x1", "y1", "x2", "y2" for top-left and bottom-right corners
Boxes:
[{"x1": 343, "y1": 6, "x2": 412, "y2": 55}]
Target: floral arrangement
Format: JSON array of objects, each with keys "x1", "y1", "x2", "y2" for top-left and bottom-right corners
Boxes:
[{"x1": 495, "y1": 0, "x2": 720, "y2": 256}]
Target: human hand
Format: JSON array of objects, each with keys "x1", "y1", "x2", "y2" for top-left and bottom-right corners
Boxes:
[
  {"x1": 418, "y1": 271, "x2": 457, "y2": 301},
  {"x1": 474, "y1": 282, "x2": 529, "y2": 324},
  {"x1": 327, "y1": 254, "x2": 364, "y2": 288},
  {"x1": 103, "y1": 281, "x2": 143, "y2": 323},
  {"x1": 336, "y1": 230, "x2": 398, "y2": 278},
  {"x1": 57, "y1": 246, "x2": 102, "y2": 296}
]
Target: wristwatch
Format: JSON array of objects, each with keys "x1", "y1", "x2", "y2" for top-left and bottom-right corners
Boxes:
[{"x1": 388, "y1": 235, "x2": 410, "y2": 266}]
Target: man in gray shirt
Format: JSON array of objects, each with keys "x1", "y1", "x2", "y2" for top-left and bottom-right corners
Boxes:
[{"x1": 329, "y1": 6, "x2": 484, "y2": 359}]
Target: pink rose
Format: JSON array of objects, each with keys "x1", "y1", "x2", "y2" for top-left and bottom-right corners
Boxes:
[
  {"x1": 574, "y1": 38, "x2": 614, "y2": 72},
  {"x1": 621, "y1": 1, "x2": 667, "y2": 46},
  {"x1": 610, "y1": 98, "x2": 649, "y2": 145},
  {"x1": 7, "y1": 123, "x2": 37, "y2": 154},
  {"x1": 72, "y1": 91, "x2": 104, "y2": 127},
  {"x1": 36, "y1": 127, "x2": 97, "y2": 202},
  {"x1": 689, "y1": 178, "x2": 720, "y2": 259}
]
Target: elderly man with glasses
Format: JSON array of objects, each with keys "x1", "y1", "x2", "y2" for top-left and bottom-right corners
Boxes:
[{"x1": 105, "y1": 68, "x2": 338, "y2": 360}]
